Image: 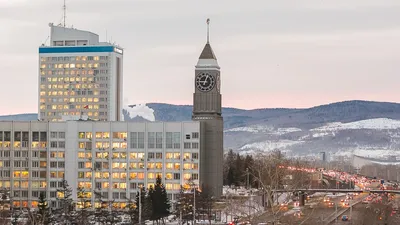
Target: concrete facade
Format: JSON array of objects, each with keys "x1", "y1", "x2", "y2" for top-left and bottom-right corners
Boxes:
[
  {"x1": 38, "y1": 24, "x2": 123, "y2": 122},
  {"x1": 0, "y1": 121, "x2": 200, "y2": 209},
  {"x1": 192, "y1": 42, "x2": 223, "y2": 197}
]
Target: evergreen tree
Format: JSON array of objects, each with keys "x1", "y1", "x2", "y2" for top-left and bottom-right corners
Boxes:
[
  {"x1": 131, "y1": 187, "x2": 152, "y2": 224},
  {"x1": 149, "y1": 176, "x2": 171, "y2": 224},
  {"x1": 37, "y1": 192, "x2": 50, "y2": 225},
  {"x1": 53, "y1": 178, "x2": 74, "y2": 224},
  {"x1": 175, "y1": 186, "x2": 200, "y2": 225},
  {"x1": 93, "y1": 191, "x2": 110, "y2": 224},
  {"x1": 75, "y1": 186, "x2": 92, "y2": 225},
  {"x1": 225, "y1": 150, "x2": 236, "y2": 186},
  {"x1": 235, "y1": 153, "x2": 244, "y2": 186},
  {"x1": 198, "y1": 185, "x2": 214, "y2": 224}
]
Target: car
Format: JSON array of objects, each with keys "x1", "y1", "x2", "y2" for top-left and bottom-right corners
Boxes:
[
  {"x1": 362, "y1": 200, "x2": 369, "y2": 204},
  {"x1": 340, "y1": 199, "x2": 344, "y2": 202},
  {"x1": 342, "y1": 215, "x2": 349, "y2": 221},
  {"x1": 327, "y1": 202, "x2": 335, "y2": 207}
]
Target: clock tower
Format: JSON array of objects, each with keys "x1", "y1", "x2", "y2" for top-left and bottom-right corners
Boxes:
[{"x1": 192, "y1": 19, "x2": 223, "y2": 197}]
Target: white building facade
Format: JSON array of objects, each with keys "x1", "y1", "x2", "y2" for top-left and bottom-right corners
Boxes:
[
  {"x1": 38, "y1": 24, "x2": 123, "y2": 122},
  {"x1": 0, "y1": 121, "x2": 200, "y2": 209}
]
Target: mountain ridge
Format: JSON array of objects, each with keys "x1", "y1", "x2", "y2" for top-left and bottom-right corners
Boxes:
[{"x1": 3, "y1": 100, "x2": 400, "y2": 157}]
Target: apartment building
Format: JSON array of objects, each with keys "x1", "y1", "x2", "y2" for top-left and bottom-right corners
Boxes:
[
  {"x1": 0, "y1": 121, "x2": 200, "y2": 209},
  {"x1": 38, "y1": 24, "x2": 123, "y2": 122}
]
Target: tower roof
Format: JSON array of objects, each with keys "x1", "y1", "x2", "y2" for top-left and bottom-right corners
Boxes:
[{"x1": 199, "y1": 43, "x2": 217, "y2": 60}]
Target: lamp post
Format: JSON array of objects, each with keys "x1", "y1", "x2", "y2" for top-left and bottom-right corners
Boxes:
[
  {"x1": 139, "y1": 185, "x2": 142, "y2": 225},
  {"x1": 193, "y1": 185, "x2": 196, "y2": 225}
]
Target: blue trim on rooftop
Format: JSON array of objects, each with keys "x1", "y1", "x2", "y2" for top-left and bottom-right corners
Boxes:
[{"x1": 39, "y1": 46, "x2": 122, "y2": 54}]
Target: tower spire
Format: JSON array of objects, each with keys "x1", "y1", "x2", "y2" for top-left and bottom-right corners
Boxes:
[
  {"x1": 206, "y1": 18, "x2": 210, "y2": 43},
  {"x1": 63, "y1": 0, "x2": 66, "y2": 27}
]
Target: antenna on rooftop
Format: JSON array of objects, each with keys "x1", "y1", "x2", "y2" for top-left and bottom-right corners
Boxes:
[{"x1": 63, "y1": 0, "x2": 67, "y2": 27}]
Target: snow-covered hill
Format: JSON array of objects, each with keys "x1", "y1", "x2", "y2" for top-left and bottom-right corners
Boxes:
[
  {"x1": 311, "y1": 118, "x2": 400, "y2": 131},
  {"x1": 4, "y1": 100, "x2": 400, "y2": 158},
  {"x1": 226, "y1": 117, "x2": 400, "y2": 159}
]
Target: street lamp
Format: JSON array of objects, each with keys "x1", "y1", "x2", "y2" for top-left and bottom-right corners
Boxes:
[
  {"x1": 193, "y1": 184, "x2": 196, "y2": 225},
  {"x1": 139, "y1": 184, "x2": 143, "y2": 225}
]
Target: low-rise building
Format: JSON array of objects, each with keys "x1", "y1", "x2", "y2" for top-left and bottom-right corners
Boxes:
[{"x1": 0, "y1": 121, "x2": 200, "y2": 209}]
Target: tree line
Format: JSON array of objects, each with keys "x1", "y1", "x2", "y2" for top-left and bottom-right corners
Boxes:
[
  {"x1": 223, "y1": 149, "x2": 256, "y2": 187},
  {"x1": 4, "y1": 176, "x2": 216, "y2": 225}
]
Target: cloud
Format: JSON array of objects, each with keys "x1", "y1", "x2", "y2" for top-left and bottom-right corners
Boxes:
[{"x1": 1, "y1": 0, "x2": 400, "y2": 114}]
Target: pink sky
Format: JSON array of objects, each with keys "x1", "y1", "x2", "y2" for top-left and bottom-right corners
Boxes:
[{"x1": 1, "y1": 0, "x2": 400, "y2": 115}]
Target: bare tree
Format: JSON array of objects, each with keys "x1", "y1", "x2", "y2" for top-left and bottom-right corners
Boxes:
[
  {"x1": 0, "y1": 189, "x2": 11, "y2": 225},
  {"x1": 250, "y1": 151, "x2": 313, "y2": 223}
]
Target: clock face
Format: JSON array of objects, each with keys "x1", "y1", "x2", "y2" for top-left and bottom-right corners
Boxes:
[{"x1": 196, "y1": 72, "x2": 215, "y2": 92}]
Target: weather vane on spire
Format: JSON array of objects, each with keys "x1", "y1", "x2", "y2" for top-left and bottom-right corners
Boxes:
[{"x1": 207, "y1": 18, "x2": 210, "y2": 43}]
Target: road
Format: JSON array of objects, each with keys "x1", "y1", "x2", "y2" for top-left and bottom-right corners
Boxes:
[
  {"x1": 276, "y1": 193, "x2": 366, "y2": 225},
  {"x1": 333, "y1": 193, "x2": 400, "y2": 225},
  {"x1": 252, "y1": 181, "x2": 381, "y2": 224}
]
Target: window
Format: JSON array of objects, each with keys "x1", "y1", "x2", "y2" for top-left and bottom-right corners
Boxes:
[
  {"x1": 130, "y1": 132, "x2": 137, "y2": 149},
  {"x1": 113, "y1": 132, "x2": 127, "y2": 139},
  {"x1": 184, "y1": 143, "x2": 191, "y2": 149},
  {"x1": 156, "y1": 153, "x2": 162, "y2": 159},
  {"x1": 138, "y1": 132, "x2": 144, "y2": 148},
  {"x1": 156, "y1": 132, "x2": 162, "y2": 148},
  {"x1": 148, "y1": 152, "x2": 154, "y2": 159},
  {"x1": 51, "y1": 132, "x2": 57, "y2": 138},
  {"x1": 192, "y1": 142, "x2": 199, "y2": 149},
  {"x1": 59, "y1": 132, "x2": 65, "y2": 139},
  {"x1": 192, "y1": 153, "x2": 198, "y2": 159},
  {"x1": 192, "y1": 132, "x2": 199, "y2": 139},
  {"x1": 50, "y1": 192, "x2": 57, "y2": 198},
  {"x1": 174, "y1": 173, "x2": 180, "y2": 180},
  {"x1": 14, "y1": 151, "x2": 21, "y2": 158},
  {"x1": 148, "y1": 132, "x2": 155, "y2": 149},
  {"x1": 58, "y1": 141, "x2": 65, "y2": 148},
  {"x1": 173, "y1": 132, "x2": 180, "y2": 149},
  {"x1": 185, "y1": 134, "x2": 190, "y2": 140},
  {"x1": 166, "y1": 132, "x2": 173, "y2": 149},
  {"x1": 113, "y1": 192, "x2": 119, "y2": 199},
  {"x1": 50, "y1": 141, "x2": 57, "y2": 148}
]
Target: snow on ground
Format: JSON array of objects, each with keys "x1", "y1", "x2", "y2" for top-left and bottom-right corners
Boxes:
[
  {"x1": 124, "y1": 103, "x2": 155, "y2": 121},
  {"x1": 311, "y1": 118, "x2": 400, "y2": 132},
  {"x1": 333, "y1": 149, "x2": 400, "y2": 159},
  {"x1": 275, "y1": 128, "x2": 302, "y2": 135},
  {"x1": 312, "y1": 132, "x2": 335, "y2": 138},
  {"x1": 240, "y1": 140, "x2": 304, "y2": 151},
  {"x1": 224, "y1": 125, "x2": 274, "y2": 133},
  {"x1": 224, "y1": 126, "x2": 301, "y2": 135}
]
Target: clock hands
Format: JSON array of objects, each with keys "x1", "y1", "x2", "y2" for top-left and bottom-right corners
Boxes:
[{"x1": 202, "y1": 75, "x2": 209, "y2": 85}]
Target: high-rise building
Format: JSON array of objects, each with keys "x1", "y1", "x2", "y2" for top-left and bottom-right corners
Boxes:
[
  {"x1": 38, "y1": 24, "x2": 123, "y2": 122},
  {"x1": 0, "y1": 121, "x2": 200, "y2": 209},
  {"x1": 192, "y1": 20, "x2": 224, "y2": 197}
]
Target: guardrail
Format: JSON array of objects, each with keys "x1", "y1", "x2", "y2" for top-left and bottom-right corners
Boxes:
[
  {"x1": 324, "y1": 199, "x2": 362, "y2": 225},
  {"x1": 274, "y1": 189, "x2": 400, "y2": 194}
]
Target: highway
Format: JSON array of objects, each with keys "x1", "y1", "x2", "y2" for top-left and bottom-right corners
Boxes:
[{"x1": 251, "y1": 167, "x2": 396, "y2": 225}]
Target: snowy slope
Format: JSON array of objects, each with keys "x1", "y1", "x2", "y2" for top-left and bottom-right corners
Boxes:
[
  {"x1": 311, "y1": 118, "x2": 400, "y2": 131},
  {"x1": 124, "y1": 104, "x2": 155, "y2": 122}
]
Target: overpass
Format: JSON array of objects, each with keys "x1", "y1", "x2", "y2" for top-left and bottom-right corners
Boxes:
[{"x1": 274, "y1": 188, "x2": 400, "y2": 194}]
